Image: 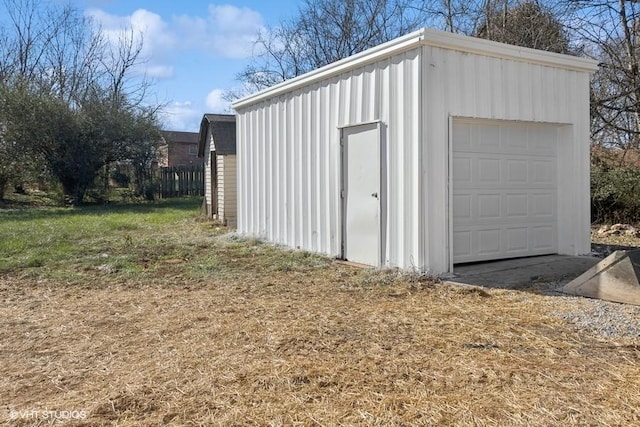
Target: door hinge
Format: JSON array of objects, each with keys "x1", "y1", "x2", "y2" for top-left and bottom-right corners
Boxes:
[{"x1": 340, "y1": 189, "x2": 345, "y2": 198}]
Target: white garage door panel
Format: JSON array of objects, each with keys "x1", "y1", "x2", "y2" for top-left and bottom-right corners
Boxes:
[{"x1": 452, "y1": 120, "x2": 558, "y2": 263}]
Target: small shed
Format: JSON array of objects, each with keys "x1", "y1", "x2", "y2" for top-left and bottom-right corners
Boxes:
[
  {"x1": 232, "y1": 28, "x2": 599, "y2": 274},
  {"x1": 198, "y1": 114, "x2": 237, "y2": 227}
]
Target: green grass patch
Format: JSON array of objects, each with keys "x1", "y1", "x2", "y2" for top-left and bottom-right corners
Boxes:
[
  {"x1": 0, "y1": 197, "x2": 203, "y2": 276},
  {"x1": 0, "y1": 195, "x2": 338, "y2": 287}
]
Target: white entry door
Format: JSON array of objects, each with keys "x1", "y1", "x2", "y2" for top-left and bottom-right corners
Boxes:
[
  {"x1": 452, "y1": 119, "x2": 559, "y2": 263},
  {"x1": 342, "y1": 123, "x2": 381, "y2": 266}
]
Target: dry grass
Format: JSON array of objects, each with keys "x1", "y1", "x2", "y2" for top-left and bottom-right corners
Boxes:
[
  {"x1": 1, "y1": 211, "x2": 640, "y2": 426},
  {"x1": 591, "y1": 225, "x2": 640, "y2": 249}
]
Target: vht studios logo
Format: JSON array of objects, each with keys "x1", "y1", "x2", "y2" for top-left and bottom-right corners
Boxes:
[{"x1": 9, "y1": 409, "x2": 87, "y2": 420}]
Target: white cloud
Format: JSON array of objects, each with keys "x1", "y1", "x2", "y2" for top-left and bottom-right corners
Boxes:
[
  {"x1": 84, "y1": 5, "x2": 263, "y2": 126},
  {"x1": 160, "y1": 101, "x2": 202, "y2": 132},
  {"x1": 86, "y1": 8, "x2": 176, "y2": 79},
  {"x1": 173, "y1": 5, "x2": 264, "y2": 58},
  {"x1": 205, "y1": 88, "x2": 231, "y2": 113},
  {"x1": 87, "y1": 4, "x2": 264, "y2": 67},
  {"x1": 87, "y1": 8, "x2": 175, "y2": 50},
  {"x1": 130, "y1": 9, "x2": 176, "y2": 51}
]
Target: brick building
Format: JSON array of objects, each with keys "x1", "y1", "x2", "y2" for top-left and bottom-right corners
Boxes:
[{"x1": 159, "y1": 131, "x2": 201, "y2": 167}]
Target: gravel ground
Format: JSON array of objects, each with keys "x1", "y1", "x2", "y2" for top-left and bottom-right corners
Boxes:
[
  {"x1": 559, "y1": 302, "x2": 640, "y2": 339},
  {"x1": 550, "y1": 290, "x2": 640, "y2": 341},
  {"x1": 543, "y1": 228, "x2": 640, "y2": 343}
]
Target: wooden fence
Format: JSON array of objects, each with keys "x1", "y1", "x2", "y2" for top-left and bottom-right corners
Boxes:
[{"x1": 158, "y1": 164, "x2": 204, "y2": 198}]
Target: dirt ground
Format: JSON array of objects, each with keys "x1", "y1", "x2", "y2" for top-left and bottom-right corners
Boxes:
[
  {"x1": 1, "y1": 225, "x2": 639, "y2": 426},
  {"x1": 591, "y1": 224, "x2": 640, "y2": 254}
]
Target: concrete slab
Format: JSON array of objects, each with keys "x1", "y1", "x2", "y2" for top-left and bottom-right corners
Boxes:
[{"x1": 446, "y1": 255, "x2": 601, "y2": 289}]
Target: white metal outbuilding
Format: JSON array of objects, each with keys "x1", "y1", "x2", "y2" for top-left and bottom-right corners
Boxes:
[{"x1": 232, "y1": 28, "x2": 599, "y2": 274}]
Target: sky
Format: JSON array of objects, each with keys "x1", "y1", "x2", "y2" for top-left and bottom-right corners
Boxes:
[{"x1": 74, "y1": 0, "x2": 302, "y2": 132}]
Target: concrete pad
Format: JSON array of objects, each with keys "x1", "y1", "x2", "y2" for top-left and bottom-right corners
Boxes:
[{"x1": 446, "y1": 255, "x2": 601, "y2": 289}]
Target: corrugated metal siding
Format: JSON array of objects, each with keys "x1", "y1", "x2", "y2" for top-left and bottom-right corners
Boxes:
[
  {"x1": 421, "y1": 45, "x2": 592, "y2": 272},
  {"x1": 236, "y1": 48, "x2": 422, "y2": 268}
]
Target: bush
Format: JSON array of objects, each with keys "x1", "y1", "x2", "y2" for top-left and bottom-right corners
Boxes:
[
  {"x1": 110, "y1": 170, "x2": 131, "y2": 187},
  {"x1": 591, "y1": 161, "x2": 640, "y2": 224}
]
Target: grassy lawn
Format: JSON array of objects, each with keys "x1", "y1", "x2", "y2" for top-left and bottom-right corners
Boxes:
[{"x1": 1, "y1": 198, "x2": 639, "y2": 426}]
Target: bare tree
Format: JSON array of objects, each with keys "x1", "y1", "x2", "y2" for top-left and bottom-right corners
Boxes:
[
  {"x1": 98, "y1": 28, "x2": 151, "y2": 108},
  {"x1": 0, "y1": 0, "x2": 66, "y2": 83},
  {"x1": 232, "y1": 0, "x2": 423, "y2": 96},
  {"x1": 44, "y1": 6, "x2": 103, "y2": 106},
  {"x1": 233, "y1": 0, "x2": 575, "y2": 97},
  {"x1": 564, "y1": 0, "x2": 640, "y2": 149},
  {"x1": 0, "y1": 25, "x2": 13, "y2": 83},
  {"x1": 476, "y1": 1, "x2": 570, "y2": 53},
  {"x1": 417, "y1": 0, "x2": 492, "y2": 34}
]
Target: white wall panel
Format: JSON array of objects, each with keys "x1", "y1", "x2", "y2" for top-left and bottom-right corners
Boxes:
[
  {"x1": 422, "y1": 45, "x2": 593, "y2": 273},
  {"x1": 236, "y1": 48, "x2": 422, "y2": 268}
]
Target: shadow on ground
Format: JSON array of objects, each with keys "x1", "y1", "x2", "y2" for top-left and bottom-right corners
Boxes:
[
  {"x1": 448, "y1": 254, "x2": 602, "y2": 292},
  {"x1": 449, "y1": 241, "x2": 640, "y2": 293}
]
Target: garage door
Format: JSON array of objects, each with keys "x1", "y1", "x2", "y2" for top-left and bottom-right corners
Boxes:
[{"x1": 452, "y1": 120, "x2": 558, "y2": 263}]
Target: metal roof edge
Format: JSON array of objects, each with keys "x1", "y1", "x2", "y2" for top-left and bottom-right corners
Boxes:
[
  {"x1": 421, "y1": 28, "x2": 599, "y2": 74},
  {"x1": 232, "y1": 28, "x2": 599, "y2": 111},
  {"x1": 197, "y1": 115, "x2": 209, "y2": 158},
  {"x1": 231, "y1": 29, "x2": 427, "y2": 110}
]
